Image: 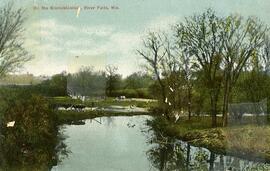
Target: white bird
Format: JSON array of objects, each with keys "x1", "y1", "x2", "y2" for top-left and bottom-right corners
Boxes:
[
  {"x1": 169, "y1": 86, "x2": 174, "y2": 92},
  {"x1": 175, "y1": 114, "x2": 180, "y2": 123},
  {"x1": 7, "y1": 121, "x2": 15, "y2": 127},
  {"x1": 76, "y1": 7, "x2": 81, "y2": 18}
]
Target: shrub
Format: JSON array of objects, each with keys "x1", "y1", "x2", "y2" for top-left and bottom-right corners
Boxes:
[
  {"x1": 0, "y1": 88, "x2": 61, "y2": 169},
  {"x1": 110, "y1": 88, "x2": 153, "y2": 99}
]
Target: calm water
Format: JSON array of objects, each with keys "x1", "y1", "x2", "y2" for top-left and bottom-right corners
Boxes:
[{"x1": 52, "y1": 116, "x2": 270, "y2": 171}]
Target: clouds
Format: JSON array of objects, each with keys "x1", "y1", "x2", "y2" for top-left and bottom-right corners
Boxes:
[
  {"x1": 23, "y1": 18, "x2": 144, "y2": 76},
  {"x1": 22, "y1": 11, "x2": 186, "y2": 77},
  {"x1": 146, "y1": 15, "x2": 179, "y2": 32},
  {"x1": 22, "y1": 0, "x2": 270, "y2": 77}
]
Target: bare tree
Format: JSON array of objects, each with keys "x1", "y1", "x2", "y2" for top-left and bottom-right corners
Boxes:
[
  {"x1": 137, "y1": 32, "x2": 169, "y2": 118},
  {"x1": 162, "y1": 31, "x2": 196, "y2": 120},
  {"x1": 161, "y1": 33, "x2": 181, "y2": 112},
  {"x1": 0, "y1": 3, "x2": 32, "y2": 77},
  {"x1": 173, "y1": 29, "x2": 197, "y2": 120}
]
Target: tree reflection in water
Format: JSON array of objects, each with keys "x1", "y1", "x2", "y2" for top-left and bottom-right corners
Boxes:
[
  {"x1": 0, "y1": 126, "x2": 69, "y2": 171},
  {"x1": 145, "y1": 118, "x2": 270, "y2": 171}
]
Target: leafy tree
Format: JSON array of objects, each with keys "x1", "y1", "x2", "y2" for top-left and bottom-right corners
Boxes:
[
  {"x1": 124, "y1": 71, "x2": 153, "y2": 89},
  {"x1": 174, "y1": 9, "x2": 267, "y2": 127},
  {"x1": 39, "y1": 73, "x2": 67, "y2": 96},
  {"x1": 67, "y1": 66, "x2": 106, "y2": 97},
  {"x1": 105, "y1": 65, "x2": 122, "y2": 97},
  {"x1": 175, "y1": 9, "x2": 224, "y2": 127},
  {"x1": 220, "y1": 15, "x2": 267, "y2": 126}
]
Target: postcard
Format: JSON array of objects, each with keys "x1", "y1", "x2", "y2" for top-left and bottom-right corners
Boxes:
[{"x1": 0, "y1": 0, "x2": 270, "y2": 170}]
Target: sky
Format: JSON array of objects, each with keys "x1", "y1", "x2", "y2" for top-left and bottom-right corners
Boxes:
[{"x1": 5, "y1": 0, "x2": 270, "y2": 77}]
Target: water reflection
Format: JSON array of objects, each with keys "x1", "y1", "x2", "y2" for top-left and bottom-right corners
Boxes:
[
  {"x1": 0, "y1": 125, "x2": 69, "y2": 171},
  {"x1": 145, "y1": 118, "x2": 270, "y2": 171},
  {"x1": 45, "y1": 115, "x2": 270, "y2": 171},
  {"x1": 53, "y1": 116, "x2": 155, "y2": 171}
]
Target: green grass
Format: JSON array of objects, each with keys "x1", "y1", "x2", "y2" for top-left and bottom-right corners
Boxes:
[
  {"x1": 88, "y1": 98, "x2": 157, "y2": 108},
  {"x1": 48, "y1": 96, "x2": 82, "y2": 106},
  {"x1": 175, "y1": 116, "x2": 223, "y2": 130},
  {"x1": 149, "y1": 116, "x2": 270, "y2": 162},
  {"x1": 48, "y1": 96, "x2": 157, "y2": 109},
  {"x1": 56, "y1": 110, "x2": 149, "y2": 125},
  {"x1": 49, "y1": 96, "x2": 156, "y2": 124}
]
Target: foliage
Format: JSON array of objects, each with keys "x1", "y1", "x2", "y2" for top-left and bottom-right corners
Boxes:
[
  {"x1": 0, "y1": 74, "x2": 42, "y2": 85},
  {"x1": 0, "y1": 73, "x2": 68, "y2": 97},
  {"x1": 105, "y1": 65, "x2": 122, "y2": 96},
  {"x1": 36, "y1": 73, "x2": 67, "y2": 96},
  {"x1": 124, "y1": 72, "x2": 154, "y2": 89},
  {"x1": 67, "y1": 66, "x2": 106, "y2": 97},
  {"x1": 110, "y1": 88, "x2": 152, "y2": 98},
  {"x1": 148, "y1": 116, "x2": 270, "y2": 162},
  {"x1": 0, "y1": 88, "x2": 63, "y2": 170},
  {"x1": 139, "y1": 8, "x2": 269, "y2": 127}
]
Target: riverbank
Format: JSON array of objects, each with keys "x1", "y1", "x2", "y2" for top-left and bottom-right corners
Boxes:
[
  {"x1": 52, "y1": 96, "x2": 270, "y2": 162},
  {"x1": 56, "y1": 109, "x2": 150, "y2": 124},
  {"x1": 149, "y1": 116, "x2": 270, "y2": 163},
  {"x1": 49, "y1": 96, "x2": 157, "y2": 109},
  {"x1": 53, "y1": 96, "x2": 155, "y2": 124}
]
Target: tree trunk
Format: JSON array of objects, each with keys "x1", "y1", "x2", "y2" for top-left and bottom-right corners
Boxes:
[
  {"x1": 186, "y1": 143, "x2": 190, "y2": 169},
  {"x1": 222, "y1": 80, "x2": 229, "y2": 127},
  {"x1": 154, "y1": 68, "x2": 169, "y2": 119},
  {"x1": 188, "y1": 86, "x2": 192, "y2": 120},
  {"x1": 209, "y1": 152, "x2": 215, "y2": 171},
  {"x1": 210, "y1": 94, "x2": 217, "y2": 127},
  {"x1": 220, "y1": 156, "x2": 224, "y2": 170},
  {"x1": 222, "y1": 77, "x2": 232, "y2": 127}
]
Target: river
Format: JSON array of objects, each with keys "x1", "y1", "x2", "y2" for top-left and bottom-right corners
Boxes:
[{"x1": 52, "y1": 115, "x2": 270, "y2": 171}]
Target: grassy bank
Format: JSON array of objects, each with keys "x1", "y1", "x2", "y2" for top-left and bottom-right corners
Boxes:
[
  {"x1": 56, "y1": 110, "x2": 149, "y2": 125},
  {"x1": 50, "y1": 96, "x2": 156, "y2": 124},
  {"x1": 149, "y1": 116, "x2": 270, "y2": 162},
  {"x1": 49, "y1": 96, "x2": 157, "y2": 108}
]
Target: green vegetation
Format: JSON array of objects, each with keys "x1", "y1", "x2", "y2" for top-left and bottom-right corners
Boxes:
[
  {"x1": 49, "y1": 96, "x2": 157, "y2": 108},
  {"x1": 0, "y1": 74, "x2": 42, "y2": 85},
  {"x1": 0, "y1": 87, "x2": 154, "y2": 169},
  {"x1": 1, "y1": 0, "x2": 270, "y2": 168},
  {"x1": 148, "y1": 116, "x2": 270, "y2": 162},
  {"x1": 66, "y1": 65, "x2": 154, "y2": 99},
  {"x1": 0, "y1": 88, "x2": 66, "y2": 170},
  {"x1": 2, "y1": 73, "x2": 68, "y2": 97},
  {"x1": 110, "y1": 88, "x2": 152, "y2": 99},
  {"x1": 86, "y1": 97, "x2": 156, "y2": 108},
  {"x1": 68, "y1": 66, "x2": 106, "y2": 97},
  {"x1": 57, "y1": 110, "x2": 149, "y2": 125},
  {"x1": 104, "y1": 65, "x2": 154, "y2": 98},
  {"x1": 138, "y1": 9, "x2": 270, "y2": 127},
  {"x1": 49, "y1": 96, "x2": 157, "y2": 124}
]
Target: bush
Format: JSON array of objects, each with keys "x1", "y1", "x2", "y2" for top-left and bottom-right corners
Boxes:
[
  {"x1": 0, "y1": 88, "x2": 62, "y2": 169},
  {"x1": 110, "y1": 88, "x2": 153, "y2": 99}
]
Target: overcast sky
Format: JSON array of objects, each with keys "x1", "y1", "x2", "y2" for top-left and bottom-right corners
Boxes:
[{"x1": 8, "y1": 0, "x2": 270, "y2": 76}]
